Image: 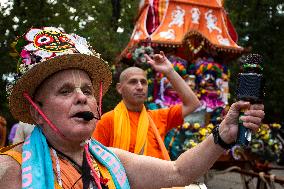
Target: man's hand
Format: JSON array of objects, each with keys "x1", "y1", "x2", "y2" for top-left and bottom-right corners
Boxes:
[
  {"x1": 219, "y1": 101, "x2": 265, "y2": 144},
  {"x1": 144, "y1": 51, "x2": 173, "y2": 75}
]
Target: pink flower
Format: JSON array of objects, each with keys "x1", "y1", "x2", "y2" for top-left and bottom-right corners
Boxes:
[{"x1": 20, "y1": 50, "x2": 31, "y2": 65}]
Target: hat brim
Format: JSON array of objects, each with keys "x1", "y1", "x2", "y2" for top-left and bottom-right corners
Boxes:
[{"x1": 9, "y1": 54, "x2": 112, "y2": 124}]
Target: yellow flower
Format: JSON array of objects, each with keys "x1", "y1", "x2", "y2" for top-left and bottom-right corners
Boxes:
[
  {"x1": 183, "y1": 122, "x2": 190, "y2": 129},
  {"x1": 207, "y1": 123, "x2": 214, "y2": 130},
  {"x1": 271, "y1": 123, "x2": 281, "y2": 129},
  {"x1": 199, "y1": 128, "x2": 207, "y2": 136},
  {"x1": 193, "y1": 123, "x2": 200, "y2": 129},
  {"x1": 262, "y1": 124, "x2": 269, "y2": 130},
  {"x1": 260, "y1": 130, "x2": 267, "y2": 135},
  {"x1": 189, "y1": 140, "x2": 197, "y2": 147},
  {"x1": 252, "y1": 143, "x2": 261, "y2": 149},
  {"x1": 262, "y1": 134, "x2": 270, "y2": 140}
]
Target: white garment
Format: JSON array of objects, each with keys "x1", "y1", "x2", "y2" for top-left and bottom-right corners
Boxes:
[{"x1": 12, "y1": 121, "x2": 35, "y2": 144}]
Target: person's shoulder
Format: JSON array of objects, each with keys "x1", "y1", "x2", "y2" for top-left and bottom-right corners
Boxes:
[
  {"x1": 101, "y1": 110, "x2": 114, "y2": 119},
  {"x1": 96, "y1": 110, "x2": 114, "y2": 128},
  {"x1": 98, "y1": 110, "x2": 114, "y2": 124},
  {"x1": 109, "y1": 147, "x2": 136, "y2": 160},
  {"x1": 0, "y1": 145, "x2": 22, "y2": 187},
  {"x1": 0, "y1": 153, "x2": 21, "y2": 170},
  {"x1": 147, "y1": 105, "x2": 174, "y2": 114},
  {"x1": 147, "y1": 104, "x2": 182, "y2": 118}
]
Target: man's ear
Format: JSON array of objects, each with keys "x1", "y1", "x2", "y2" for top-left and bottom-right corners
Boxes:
[
  {"x1": 29, "y1": 104, "x2": 44, "y2": 125},
  {"x1": 116, "y1": 83, "x2": 122, "y2": 95}
]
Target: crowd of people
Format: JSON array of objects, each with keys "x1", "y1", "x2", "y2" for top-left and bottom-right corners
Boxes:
[{"x1": 0, "y1": 27, "x2": 264, "y2": 189}]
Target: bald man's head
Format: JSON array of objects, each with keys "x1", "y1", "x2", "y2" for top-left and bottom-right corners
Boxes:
[
  {"x1": 116, "y1": 67, "x2": 148, "y2": 109},
  {"x1": 119, "y1": 67, "x2": 146, "y2": 83}
]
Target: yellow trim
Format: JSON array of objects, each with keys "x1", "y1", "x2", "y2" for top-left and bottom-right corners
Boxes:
[
  {"x1": 0, "y1": 142, "x2": 23, "y2": 153},
  {"x1": 113, "y1": 101, "x2": 148, "y2": 155},
  {"x1": 0, "y1": 150, "x2": 22, "y2": 164},
  {"x1": 97, "y1": 161, "x2": 116, "y2": 189}
]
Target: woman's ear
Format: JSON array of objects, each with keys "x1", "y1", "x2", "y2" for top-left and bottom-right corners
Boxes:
[{"x1": 29, "y1": 104, "x2": 43, "y2": 125}]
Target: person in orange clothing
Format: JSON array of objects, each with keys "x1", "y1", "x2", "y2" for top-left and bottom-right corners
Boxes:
[{"x1": 93, "y1": 51, "x2": 201, "y2": 160}]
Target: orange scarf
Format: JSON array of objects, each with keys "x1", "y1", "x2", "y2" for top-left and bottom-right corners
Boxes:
[{"x1": 113, "y1": 101, "x2": 170, "y2": 160}]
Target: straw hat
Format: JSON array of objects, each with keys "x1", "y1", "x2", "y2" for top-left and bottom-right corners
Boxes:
[{"x1": 8, "y1": 27, "x2": 112, "y2": 124}]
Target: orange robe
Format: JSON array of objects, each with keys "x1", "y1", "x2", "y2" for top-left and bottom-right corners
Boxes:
[
  {"x1": 93, "y1": 105, "x2": 183, "y2": 159},
  {"x1": 50, "y1": 151, "x2": 83, "y2": 188}
]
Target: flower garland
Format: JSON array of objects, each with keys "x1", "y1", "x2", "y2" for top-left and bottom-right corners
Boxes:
[
  {"x1": 131, "y1": 45, "x2": 154, "y2": 65},
  {"x1": 196, "y1": 62, "x2": 223, "y2": 79},
  {"x1": 187, "y1": 39, "x2": 205, "y2": 54}
]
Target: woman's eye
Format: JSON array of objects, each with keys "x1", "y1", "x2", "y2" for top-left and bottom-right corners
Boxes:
[
  {"x1": 60, "y1": 89, "x2": 72, "y2": 95},
  {"x1": 83, "y1": 89, "x2": 92, "y2": 95}
]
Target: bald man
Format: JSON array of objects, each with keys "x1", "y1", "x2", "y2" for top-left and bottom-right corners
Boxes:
[{"x1": 93, "y1": 52, "x2": 201, "y2": 160}]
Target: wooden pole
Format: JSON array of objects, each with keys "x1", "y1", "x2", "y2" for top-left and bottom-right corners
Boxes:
[{"x1": 231, "y1": 169, "x2": 284, "y2": 185}]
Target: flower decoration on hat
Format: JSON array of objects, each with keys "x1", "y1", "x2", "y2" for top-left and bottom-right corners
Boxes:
[
  {"x1": 17, "y1": 27, "x2": 93, "y2": 75},
  {"x1": 8, "y1": 26, "x2": 112, "y2": 124}
]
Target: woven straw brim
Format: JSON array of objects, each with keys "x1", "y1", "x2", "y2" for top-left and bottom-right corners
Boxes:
[{"x1": 9, "y1": 54, "x2": 112, "y2": 124}]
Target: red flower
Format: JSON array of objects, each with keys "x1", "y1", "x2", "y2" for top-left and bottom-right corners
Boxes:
[
  {"x1": 100, "y1": 177, "x2": 109, "y2": 185},
  {"x1": 126, "y1": 52, "x2": 132, "y2": 59}
]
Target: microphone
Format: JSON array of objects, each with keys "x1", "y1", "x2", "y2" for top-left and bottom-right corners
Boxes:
[
  {"x1": 236, "y1": 54, "x2": 265, "y2": 146},
  {"x1": 75, "y1": 111, "x2": 95, "y2": 121}
]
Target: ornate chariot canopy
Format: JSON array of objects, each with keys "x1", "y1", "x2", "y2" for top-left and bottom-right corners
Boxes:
[{"x1": 120, "y1": 0, "x2": 245, "y2": 62}]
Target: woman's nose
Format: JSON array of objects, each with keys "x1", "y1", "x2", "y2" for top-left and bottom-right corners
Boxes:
[{"x1": 74, "y1": 87, "x2": 87, "y2": 104}]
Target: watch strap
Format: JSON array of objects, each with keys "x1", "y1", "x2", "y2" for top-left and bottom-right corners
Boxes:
[{"x1": 212, "y1": 125, "x2": 235, "y2": 150}]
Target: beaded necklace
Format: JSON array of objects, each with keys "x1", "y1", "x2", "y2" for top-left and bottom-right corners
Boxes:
[{"x1": 52, "y1": 148, "x2": 63, "y2": 187}]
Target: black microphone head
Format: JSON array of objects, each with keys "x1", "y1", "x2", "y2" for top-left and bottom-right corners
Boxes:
[
  {"x1": 237, "y1": 53, "x2": 265, "y2": 102},
  {"x1": 75, "y1": 111, "x2": 94, "y2": 121}
]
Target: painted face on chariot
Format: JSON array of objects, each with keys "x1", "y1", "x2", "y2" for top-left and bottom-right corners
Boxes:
[
  {"x1": 201, "y1": 72, "x2": 217, "y2": 90},
  {"x1": 185, "y1": 75, "x2": 196, "y2": 90},
  {"x1": 33, "y1": 30, "x2": 74, "y2": 52}
]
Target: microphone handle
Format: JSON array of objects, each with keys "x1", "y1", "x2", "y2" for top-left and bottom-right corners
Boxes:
[{"x1": 236, "y1": 110, "x2": 251, "y2": 146}]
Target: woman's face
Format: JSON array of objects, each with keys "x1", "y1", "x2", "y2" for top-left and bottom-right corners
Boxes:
[{"x1": 34, "y1": 69, "x2": 98, "y2": 142}]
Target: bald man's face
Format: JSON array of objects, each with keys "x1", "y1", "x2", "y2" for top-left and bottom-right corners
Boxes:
[{"x1": 117, "y1": 69, "x2": 148, "y2": 107}]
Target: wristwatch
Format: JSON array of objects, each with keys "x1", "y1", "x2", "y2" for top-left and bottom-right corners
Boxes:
[{"x1": 212, "y1": 125, "x2": 235, "y2": 150}]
